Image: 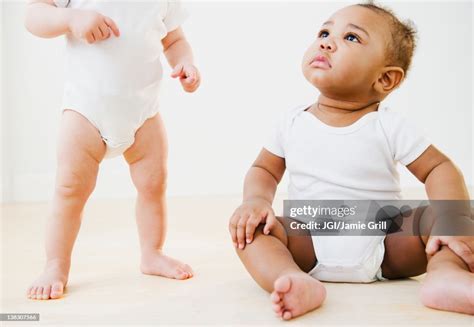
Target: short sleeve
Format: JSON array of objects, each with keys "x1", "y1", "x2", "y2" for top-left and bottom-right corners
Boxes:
[
  {"x1": 380, "y1": 109, "x2": 431, "y2": 166},
  {"x1": 163, "y1": 0, "x2": 188, "y2": 33},
  {"x1": 53, "y1": 0, "x2": 70, "y2": 7},
  {"x1": 263, "y1": 110, "x2": 288, "y2": 158}
]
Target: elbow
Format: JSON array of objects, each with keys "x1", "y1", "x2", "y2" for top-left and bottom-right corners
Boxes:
[
  {"x1": 162, "y1": 38, "x2": 181, "y2": 54},
  {"x1": 24, "y1": 8, "x2": 33, "y2": 34},
  {"x1": 24, "y1": 8, "x2": 42, "y2": 37},
  {"x1": 24, "y1": 5, "x2": 58, "y2": 38},
  {"x1": 441, "y1": 158, "x2": 464, "y2": 179},
  {"x1": 450, "y1": 160, "x2": 466, "y2": 181},
  {"x1": 424, "y1": 158, "x2": 465, "y2": 184},
  {"x1": 250, "y1": 164, "x2": 281, "y2": 185}
]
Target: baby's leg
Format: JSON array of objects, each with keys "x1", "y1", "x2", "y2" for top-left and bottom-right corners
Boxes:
[
  {"x1": 236, "y1": 218, "x2": 326, "y2": 320},
  {"x1": 420, "y1": 246, "x2": 474, "y2": 314},
  {"x1": 382, "y1": 206, "x2": 474, "y2": 314},
  {"x1": 27, "y1": 110, "x2": 106, "y2": 300},
  {"x1": 123, "y1": 113, "x2": 193, "y2": 280}
]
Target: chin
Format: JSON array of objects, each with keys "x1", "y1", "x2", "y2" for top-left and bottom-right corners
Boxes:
[{"x1": 305, "y1": 71, "x2": 332, "y2": 91}]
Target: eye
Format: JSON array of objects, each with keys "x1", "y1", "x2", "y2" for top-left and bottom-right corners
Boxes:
[
  {"x1": 345, "y1": 33, "x2": 360, "y2": 43},
  {"x1": 318, "y1": 30, "x2": 329, "y2": 38}
]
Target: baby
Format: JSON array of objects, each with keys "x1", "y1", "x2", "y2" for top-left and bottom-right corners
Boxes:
[
  {"x1": 229, "y1": 3, "x2": 474, "y2": 320},
  {"x1": 25, "y1": 0, "x2": 200, "y2": 300}
]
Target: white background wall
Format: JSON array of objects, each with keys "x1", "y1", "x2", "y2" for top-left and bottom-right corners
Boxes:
[{"x1": 1, "y1": 1, "x2": 473, "y2": 203}]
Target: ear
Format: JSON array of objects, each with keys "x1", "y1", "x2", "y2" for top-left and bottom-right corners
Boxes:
[{"x1": 373, "y1": 66, "x2": 405, "y2": 95}]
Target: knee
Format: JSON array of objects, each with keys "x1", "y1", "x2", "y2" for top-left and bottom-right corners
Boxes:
[
  {"x1": 55, "y1": 171, "x2": 96, "y2": 200},
  {"x1": 133, "y1": 167, "x2": 167, "y2": 198},
  {"x1": 235, "y1": 219, "x2": 288, "y2": 255}
]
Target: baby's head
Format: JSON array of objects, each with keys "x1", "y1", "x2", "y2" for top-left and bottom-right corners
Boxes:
[{"x1": 302, "y1": 1, "x2": 416, "y2": 102}]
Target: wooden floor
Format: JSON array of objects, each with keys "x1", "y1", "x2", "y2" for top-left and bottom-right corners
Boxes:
[{"x1": 1, "y1": 194, "x2": 472, "y2": 326}]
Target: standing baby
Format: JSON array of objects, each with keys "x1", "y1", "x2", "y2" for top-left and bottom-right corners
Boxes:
[{"x1": 25, "y1": 0, "x2": 200, "y2": 300}]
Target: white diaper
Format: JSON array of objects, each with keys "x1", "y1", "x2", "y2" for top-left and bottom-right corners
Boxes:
[
  {"x1": 62, "y1": 91, "x2": 160, "y2": 159},
  {"x1": 308, "y1": 235, "x2": 386, "y2": 283}
]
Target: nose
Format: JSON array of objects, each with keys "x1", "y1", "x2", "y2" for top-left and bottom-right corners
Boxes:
[{"x1": 320, "y1": 38, "x2": 336, "y2": 52}]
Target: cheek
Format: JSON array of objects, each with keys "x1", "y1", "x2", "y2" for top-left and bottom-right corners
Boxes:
[
  {"x1": 301, "y1": 43, "x2": 318, "y2": 68},
  {"x1": 332, "y1": 54, "x2": 373, "y2": 83},
  {"x1": 301, "y1": 45, "x2": 319, "y2": 80}
]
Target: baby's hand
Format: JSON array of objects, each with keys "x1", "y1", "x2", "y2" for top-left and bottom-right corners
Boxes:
[
  {"x1": 229, "y1": 198, "x2": 277, "y2": 250},
  {"x1": 426, "y1": 235, "x2": 474, "y2": 272},
  {"x1": 68, "y1": 9, "x2": 120, "y2": 44},
  {"x1": 170, "y1": 63, "x2": 201, "y2": 93}
]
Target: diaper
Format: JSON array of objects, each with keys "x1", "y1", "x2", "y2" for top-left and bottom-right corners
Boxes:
[
  {"x1": 308, "y1": 235, "x2": 386, "y2": 283},
  {"x1": 62, "y1": 90, "x2": 160, "y2": 159}
]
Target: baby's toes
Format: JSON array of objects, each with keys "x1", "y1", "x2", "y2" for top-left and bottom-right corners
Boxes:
[
  {"x1": 50, "y1": 282, "x2": 64, "y2": 299},
  {"x1": 176, "y1": 263, "x2": 193, "y2": 278},
  {"x1": 28, "y1": 286, "x2": 38, "y2": 299},
  {"x1": 42, "y1": 285, "x2": 52, "y2": 300},
  {"x1": 272, "y1": 302, "x2": 283, "y2": 315},
  {"x1": 34, "y1": 286, "x2": 44, "y2": 300},
  {"x1": 282, "y1": 310, "x2": 292, "y2": 320},
  {"x1": 174, "y1": 268, "x2": 189, "y2": 280},
  {"x1": 182, "y1": 264, "x2": 194, "y2": 276},
  {"x1": 26, "y1": 286, "x2": 34, "y2": 298},
  {"x1": 270, "y1": 291, "x2": 281, "y2": 304}
]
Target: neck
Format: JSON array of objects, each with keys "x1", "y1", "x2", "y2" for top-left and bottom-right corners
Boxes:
[{"x1": 316, "y1": 94, "x2": 380, "y2": 115}]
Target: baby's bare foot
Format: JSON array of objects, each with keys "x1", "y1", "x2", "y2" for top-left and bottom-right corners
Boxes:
[
  {"x1": 270, "y1": 272, "x2": 326, "y2": 320},
  {"x1": 420, "y1": 267, "x2": 474, "y2": 314},
  {"x1": 140, "y1": 250, "x2": 193, "y2": 280},
  {"x1": 27, "y1": 259, "x2": 69, "y2": 300}
]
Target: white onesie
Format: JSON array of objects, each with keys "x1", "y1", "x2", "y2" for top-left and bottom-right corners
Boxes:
[
  {"x1": 53, "y1": 0, "x2": 187, "y2": 158},
  {"x1": 264, "y1": 104, "x2": 431, "y2": 282}
]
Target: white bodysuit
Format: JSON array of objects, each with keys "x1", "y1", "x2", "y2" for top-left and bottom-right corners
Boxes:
[
  {"x1": 53, "y1": 0, "x2": 187, "y2": 157},
  {"x1": 264, "y1": 104, "x2": 431, "y2": 282}
]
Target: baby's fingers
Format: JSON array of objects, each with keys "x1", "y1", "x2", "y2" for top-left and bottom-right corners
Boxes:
[
  {"x1": 229, "y1": 213, "x2": 240, "y2": 247},
  {"x1": 263, "y1": 210, "x2": 277, "y2": 235},
  {"x1": 171, "y1": 64, "x2": 184, "y2": 78},
  {"x1": 182, "y1": 74, "x2": 196, "y2": 85},
  {"x1": 245, "y1": 214, "x2": 261, "y2": 244},
  {"x1": 85, "y1": 31, "x2": 96, "y2": 44},
  {"x1": 104, "y1": 16, "x2": 120, "y2": 37},
  {"x1": 449, "y1": 240, "x2": 474, "y2": 272},
  {"x1": 98, "y1": 23, "x2": 110, "y2": 40},
  {"x1": 237, "y1": 215, "x2": 249, "y2": 249},
  {"x1": 92, "y1": 28, "x2": 102, "y2": 42},
  {"x1": 182, "y1": 68, "x2": 197, "y2": 83},
  {"x1": 425, "y1": 237, "x2": 441, "y2": 256}
]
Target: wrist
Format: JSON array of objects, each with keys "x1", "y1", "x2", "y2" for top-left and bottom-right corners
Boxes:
[
  {"x1": 175, "y1": 61, "x2": 194, "y2": 68},
  {"x1": 243, "y1": 196, "x2": 272, "y2": 206},
  {"x1": 61, "y1": 8, "x2": 76, "y2": 34}
]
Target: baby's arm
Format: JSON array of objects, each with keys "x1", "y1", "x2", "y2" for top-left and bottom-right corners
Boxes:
[
  {"x1": 162, "y1": 28, "x2": 200, "y2": 93},
  {"x1": 408, "y1": 145, "x2": 470, "y2": 200},
  {"x1": 407, "y1": 145, "x2": 474, "y2": 270},
  {"x1": 25, "y1": 0, "x2": 119, "y2": 43},
  {"x1": 24, "y1": 0, "x2": 70, "y2": 37},
  {"x1": 229, "y1": 149, "x2": 286, "y2": 249}
]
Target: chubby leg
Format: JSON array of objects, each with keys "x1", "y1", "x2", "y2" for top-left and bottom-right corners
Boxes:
[
  {"x1": 27, "y1": 110, "x2": 106, "y2": 300},
  {"x1": 124, "y1": 113, "x2": 193, "y2": 280},
  {"x1": 382, "y1": 206, "x2": 474, "y2": 314},
  {"x1": 236, "y1": 217, "x2": 326, "y2": 320}
]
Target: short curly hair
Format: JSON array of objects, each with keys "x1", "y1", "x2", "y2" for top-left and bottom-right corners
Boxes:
[{"x1": 357, "y1": 1, "x2": 417, "y2": 75}]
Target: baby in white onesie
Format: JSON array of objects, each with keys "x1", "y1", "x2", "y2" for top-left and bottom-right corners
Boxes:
[
  {"x1": 229, "y1": 3, "x2": 474, "y2": 320},
  {"x1": 25, "y1": 0, "x2": 200, "y2": 300}
]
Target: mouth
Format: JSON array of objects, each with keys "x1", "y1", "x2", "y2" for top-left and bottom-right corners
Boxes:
[{"x1": 310, "y1": 55, "x2": 332, "y2": 69}]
